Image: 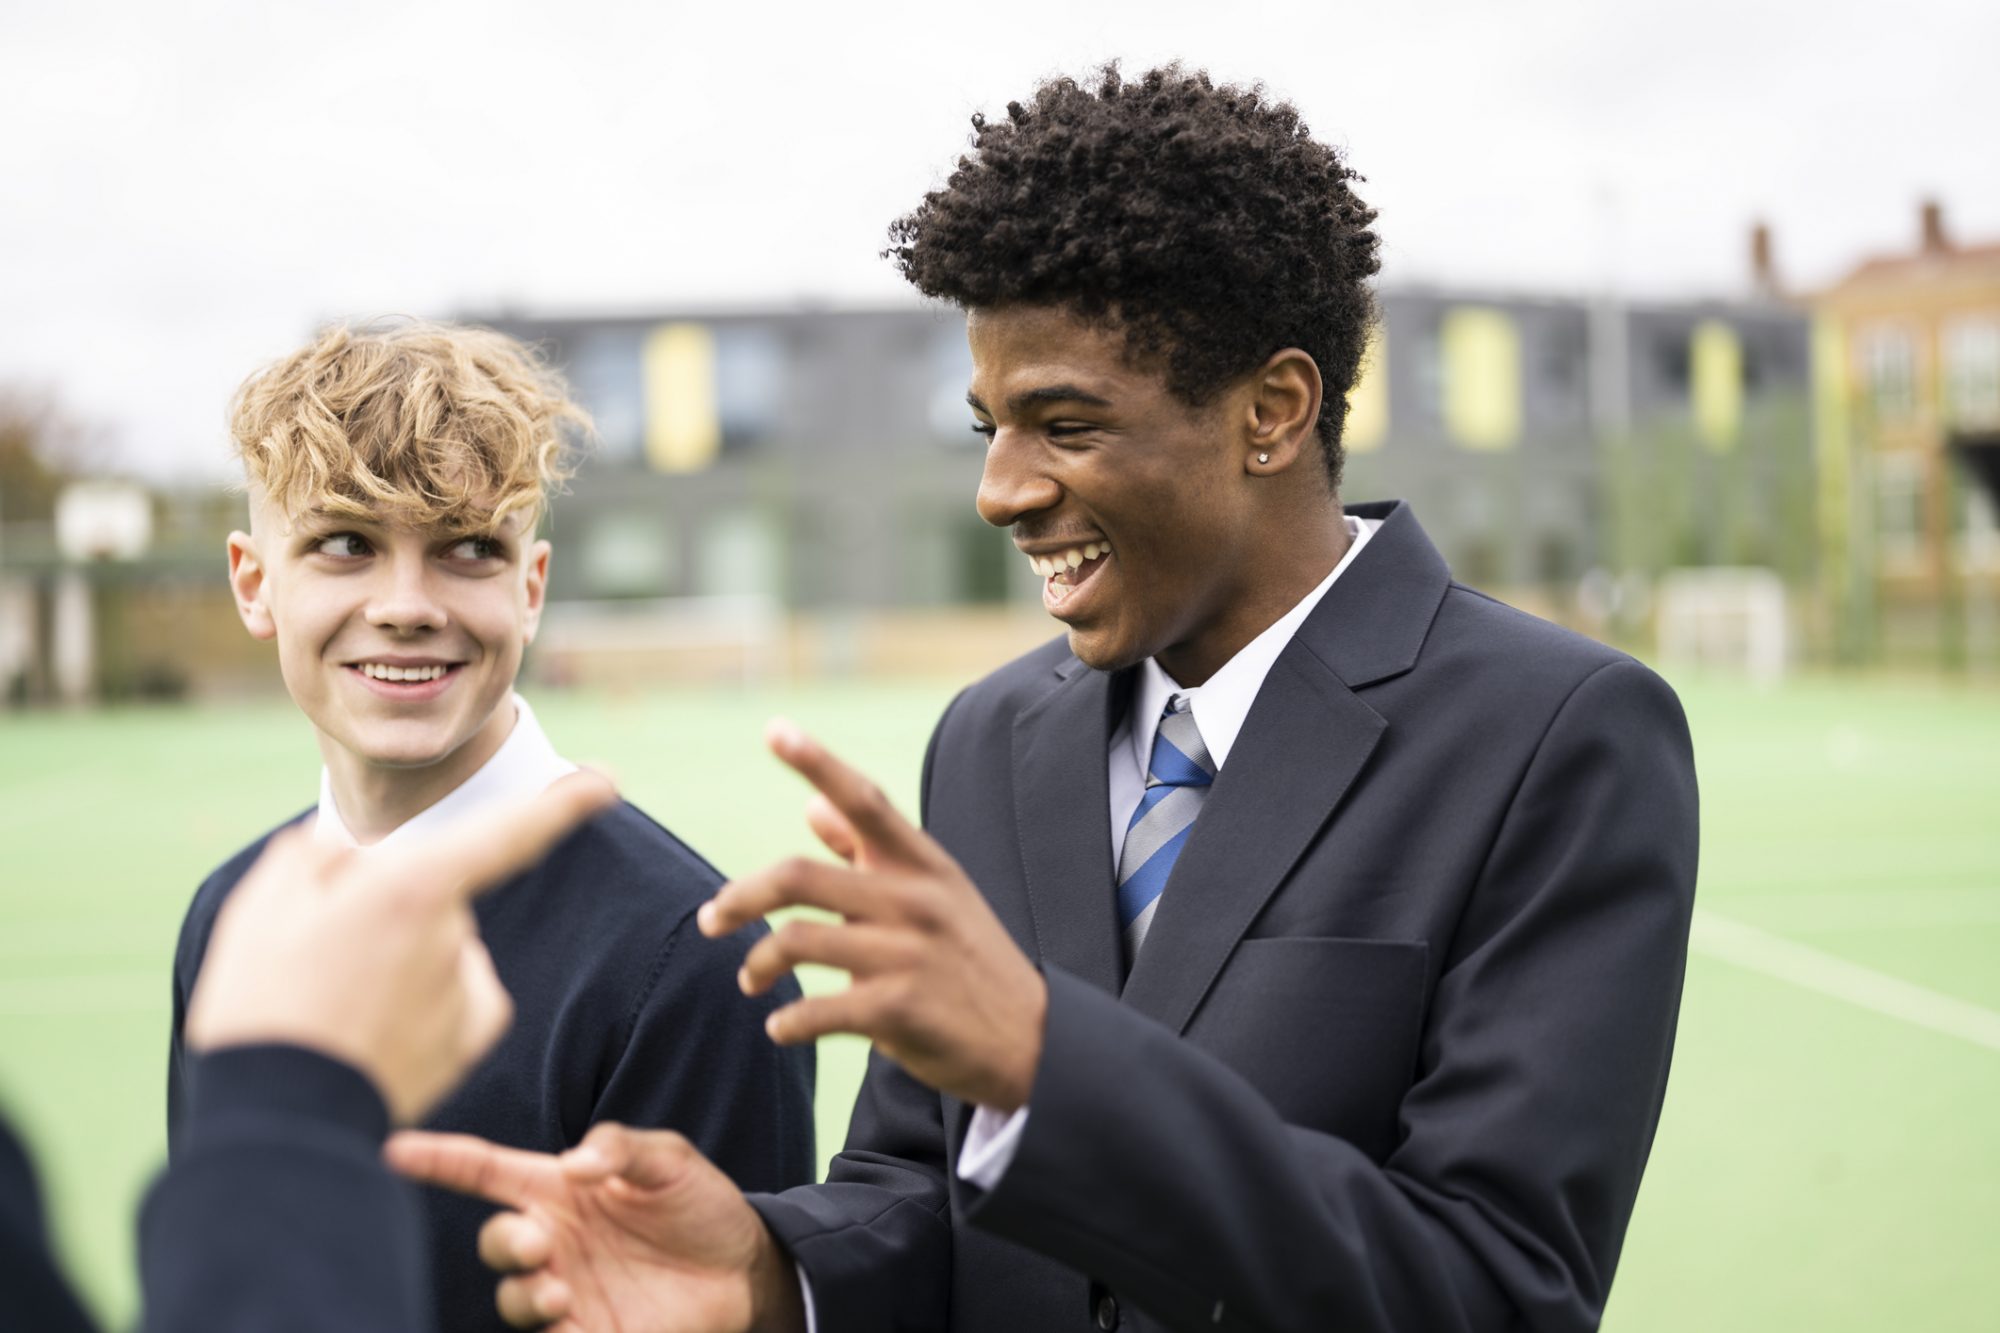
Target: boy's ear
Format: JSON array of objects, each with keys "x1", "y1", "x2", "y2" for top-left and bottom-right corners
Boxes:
[
  {"x1": 521, "y1": 539, "x2": 552, "y2": 644},
  {"x1": 227, "y1": 531, "x2": 276, "y2": 640},
  {"x1": 1242, "y1": 347, "x2": 1323, "y2": 478}
]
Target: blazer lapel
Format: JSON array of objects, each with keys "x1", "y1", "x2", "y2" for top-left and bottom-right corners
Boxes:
[
  {"x1": 1118, "y1": 647, "x2": 1385, "y2": 1031},
  {"x1": 1117, "y1": 499, "x2": 1451, "y2": 1033},
  {"x1": 1010, "y1": 659, "x2": 1131, "y2": 997}
]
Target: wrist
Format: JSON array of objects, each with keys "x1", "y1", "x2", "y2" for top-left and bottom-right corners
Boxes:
[
  {"x1": 745, "y1": 1221, "x2": 808, "y2": 1333},
  {"x1": 991, "y1": 970, "x2": 1049, "y2": 1113}
]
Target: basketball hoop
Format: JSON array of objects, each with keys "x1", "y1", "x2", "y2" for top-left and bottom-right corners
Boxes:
[{"x1": 55, "y1": 480, "x2": 153, "y2": 562}]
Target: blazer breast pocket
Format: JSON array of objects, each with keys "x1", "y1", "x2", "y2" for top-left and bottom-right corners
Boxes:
[{"x1": 1185, "y1": 936, "x2": 1429, "y2": 1162}]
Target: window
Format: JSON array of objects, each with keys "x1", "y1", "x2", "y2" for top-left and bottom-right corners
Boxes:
[
  {"x1": 1440, "y1": 307, "x2": 1522, "y2": 450},
  {"x1": 928, "y1": 325, "x2": 978, "y2": 444},
  {"x1": 579, "y1": 513, "x2": 677, "y2": 597},
  {"x1": 643, "y1": 323, "x2": 721, "y2": 473},
  {"x1": 1859, "y1": 326, "x2": 1916, "y2": 423},
  {"x1": 1963, "y1": 485, "x2": 2000, "y2": 571},
  {"x1": 716, "y1": 326, "x2": 788, "y2": 444},
  {"x1": 563, "y1": 329, "x2": 646, "y2": 463},
  {"x1": 640, "y1": 323, "x2": 791, "y2": 473},
  {"x1": 1689, "y1": 320, "x2": 1744, "y2": 451},
  {"x1": 1873, "y1": 451, "x2": 1925, "y2": 568},
  {"x1": 1410, "y1": 326, "x2": 1443, "y2": 426},
  {"x1": 1344, "y1": 327, "x2": 1388, "y2": 452},
  {"x1": 696, "y1": 510, "x2": 783, "y2": 599},
  {"x1": 1944, "y1": 319, "x2": 2000, "y2": 427}
]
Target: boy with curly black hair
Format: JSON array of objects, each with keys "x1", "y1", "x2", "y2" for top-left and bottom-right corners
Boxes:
[
  {"x1": 889, "y1": 61, "x2": 1380, "y2": 491},
  {"x1": 400, "y1": 64, "x2": 1696, "y2": 1333}
]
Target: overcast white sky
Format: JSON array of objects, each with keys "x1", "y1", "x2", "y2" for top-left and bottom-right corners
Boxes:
[{"x1": 3, "y1": 0, "x2": 1996, "y2": 479}]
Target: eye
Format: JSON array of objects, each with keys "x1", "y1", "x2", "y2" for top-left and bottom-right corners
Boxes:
[
  {"x1": 313, "y1": 532, "x2": 371, "y2": 558},
  {"x1": 446, "y1": 536, "x2": 505, "y2": 561},
  {"x1": 970, "y1": 421, "x2": 996, "y2": 440}
]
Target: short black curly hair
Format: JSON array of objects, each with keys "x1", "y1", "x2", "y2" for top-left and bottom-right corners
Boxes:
[{"x1": 888, "y1": 62, "x2": 1380, "y2": 490}]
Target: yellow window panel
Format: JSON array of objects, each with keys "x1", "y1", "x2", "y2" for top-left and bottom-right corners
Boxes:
[
  {"x1": 1441, "y1": 307, "x2": 1520, "y2": 450},
  {"x1": 1691, "y1": 319, "x2": 1744, "y2": 451},
  {"x1": 643, "y1": 322, "x2": 721, "y2": 473},
  {"x1": 1345, "y1": 327, "x2": 1388, "y2": 452}
]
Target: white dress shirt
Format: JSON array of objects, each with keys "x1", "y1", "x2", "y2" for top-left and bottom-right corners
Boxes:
[
  {"x1": 956, "y1": 513, "x2": 1381, "y2": 1189},
  {"x1": 313, "y1": 694, "x2": 577, "y2": 848}
]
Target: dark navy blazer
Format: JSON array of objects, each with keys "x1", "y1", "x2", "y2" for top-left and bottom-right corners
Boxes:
[{"x1": 752, "y1": 501, "x2": 1699, "y2": 1332}]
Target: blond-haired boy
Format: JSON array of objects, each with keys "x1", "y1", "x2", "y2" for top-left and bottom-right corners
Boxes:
[{"x1": 167, "y1": 321, "x2": 814, "y2": 1333}]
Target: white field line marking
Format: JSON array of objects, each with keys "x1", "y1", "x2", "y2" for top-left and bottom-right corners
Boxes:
[
  {"x1": 1720, "y1": 887, "x2": 2000, "y2": 932},
  {"x1": 1690, "y1": 908, "x2": 2000, "y2": 1053}
]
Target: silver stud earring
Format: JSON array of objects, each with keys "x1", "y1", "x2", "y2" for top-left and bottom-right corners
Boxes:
[{"x1": 1257, "y1": 452, "x2": 1270, "y2": 464}]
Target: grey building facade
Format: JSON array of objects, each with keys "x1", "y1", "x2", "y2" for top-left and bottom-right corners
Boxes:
[{"x1": 475, "y1": 290, "x2": 1813, "y2": 615}]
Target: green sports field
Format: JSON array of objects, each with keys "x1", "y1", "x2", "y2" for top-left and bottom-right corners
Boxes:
[{"x1": 2, "y1": 672, "x2": 1996, "y2": 1329}]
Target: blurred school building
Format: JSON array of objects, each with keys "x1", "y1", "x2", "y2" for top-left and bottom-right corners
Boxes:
[{"x1": 2, "y1": 204, "x2": 1997, "y2": 702}]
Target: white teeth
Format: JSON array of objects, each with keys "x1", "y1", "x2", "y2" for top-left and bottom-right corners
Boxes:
[
  {"x1": 359, "y1": 663, "x2": 447, "y2": 682},
  {"x1": 1025, "y1": 543, "x2": 1112, "y2": 579}
]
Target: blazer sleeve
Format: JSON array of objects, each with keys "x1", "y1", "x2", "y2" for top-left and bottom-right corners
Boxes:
[
  {"x1": 139, "y1": 1044, "x2": 432, "y2": 1333},
  {"x1": 590, "y1": 908, "x2": 818, "y2": 1195},
  {"x1": 961, "y1": 658, "x2": 1699, "y2": 1332}
]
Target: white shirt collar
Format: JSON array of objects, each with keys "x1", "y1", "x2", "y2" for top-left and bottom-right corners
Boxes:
[
  {"x1": 314, "y1": 693, "x2": 577, "y2": 850},
  {"x1": 1128, "y1": 514, "x2": 1379, "y2": 777}
]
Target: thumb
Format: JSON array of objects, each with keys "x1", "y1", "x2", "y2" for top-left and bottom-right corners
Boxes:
[{"x1": 560, "y1": 1122, "x2": 700, "y2": 1192}]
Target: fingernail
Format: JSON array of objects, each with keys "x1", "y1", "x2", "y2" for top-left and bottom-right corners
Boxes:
[
  {"x1": 564, "y1": 1145, "x2": 609, "y2": 1173},
  {"x1": 696, "y1": 902, "x2": 717, "y2": 934},
  {"x1": 766, "y1": 716, "x2": 802, "y2": 751},
  {"x1": 765, "y1": 1012, "x2": 782, "y2": 1039}
]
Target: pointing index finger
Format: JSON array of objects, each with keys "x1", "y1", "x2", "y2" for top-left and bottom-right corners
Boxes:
[
  {"x1": 373, "y1": 770, "x2": 618, "y2": 907},
  {"x1": 764, "y1": 719, "x2": 931, "y2": 867},
  {"x1": 384, "y1": 1130, "x2": 558, "y2": 1209}
]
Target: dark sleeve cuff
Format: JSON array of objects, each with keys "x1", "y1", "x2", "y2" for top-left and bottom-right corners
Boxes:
[{"x1": 183, "y1": 1044, "x2": 390, "y2": 1151}]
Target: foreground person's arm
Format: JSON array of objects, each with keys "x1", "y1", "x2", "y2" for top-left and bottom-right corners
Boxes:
[{"x1": 138, "y1": 771, "x2": 615, "y2": 1333}]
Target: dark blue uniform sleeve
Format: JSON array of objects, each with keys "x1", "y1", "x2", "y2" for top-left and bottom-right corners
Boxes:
[
  {"x1": 590, "y1": 909, "x2": 817, "y2": 1195},
  {"x1": 0, "y1": 1113, "x2": 102, "y2": 1333},
  {"x1": 139, "y1": 1045, "x2": 432, "y2": 1333}
]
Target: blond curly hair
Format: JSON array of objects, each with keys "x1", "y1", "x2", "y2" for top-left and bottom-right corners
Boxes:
[{"x1": 231, "y1": 319, "x2": 589, "y2": 531}]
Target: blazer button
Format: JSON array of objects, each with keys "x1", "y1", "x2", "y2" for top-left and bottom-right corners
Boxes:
[{"x1": 1094, "y1": 1291, "x2": 1120, "y2": 1330}]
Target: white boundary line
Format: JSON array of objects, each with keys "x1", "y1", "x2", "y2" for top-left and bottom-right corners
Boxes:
[{"x1": 1690, "y1": 908, "x2": 2000, "y2": 1053}]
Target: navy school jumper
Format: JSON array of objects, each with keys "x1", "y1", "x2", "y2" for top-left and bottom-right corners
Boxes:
[{"x1": 168, "y1": 800, "x2": 816, "y2": 1333}]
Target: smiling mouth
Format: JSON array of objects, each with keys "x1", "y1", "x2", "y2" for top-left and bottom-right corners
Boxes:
[
  {"x1": 1025, "y1": 541, "x2": 1113, "y2": 606},
  {"x1": 345, "y1": 661, "x2": 463, "y2": 684}
]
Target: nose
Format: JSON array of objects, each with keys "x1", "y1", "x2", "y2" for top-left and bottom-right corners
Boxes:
[
  {"x1": 975, "y1": 427, "x2": 1062, "y2": 529},
  {"x1": 364, "y1": 555, "x2": 448, "y2": 635}
]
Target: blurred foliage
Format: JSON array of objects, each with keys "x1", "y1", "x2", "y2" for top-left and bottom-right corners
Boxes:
[{"x1": 0, "y1": 390, "x2": 106, "y2": 523}]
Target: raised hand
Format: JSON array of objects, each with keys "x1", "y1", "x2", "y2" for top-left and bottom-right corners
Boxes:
[
  {"x1": 385, "y1": 1122, "x2": 806, "y2": 1333},
  {"x1": 699, "y1": 720, "x2": 1048, "y2": 1113},
  {"x1": 185, "y1": 769, "x2": 616, "y2": 1124}
]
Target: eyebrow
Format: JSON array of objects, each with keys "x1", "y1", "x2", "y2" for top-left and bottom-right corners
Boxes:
[
  {"x1": 292, "y1": 508, "x2": 371, "y2": 531},
  {"x1": 966, "y1": 385, "x2": 1116, "y2": 416}
]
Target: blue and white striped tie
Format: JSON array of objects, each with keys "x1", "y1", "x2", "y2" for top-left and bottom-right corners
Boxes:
[{"x1": 1117, "y1": 694, "x2": 1213, "y2": 964}]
